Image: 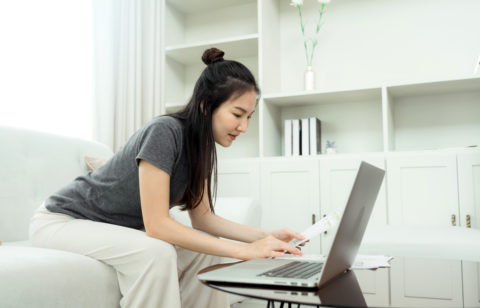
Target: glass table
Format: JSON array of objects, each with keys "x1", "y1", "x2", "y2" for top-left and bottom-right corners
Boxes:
[{"x1": 198, "y1": 258, "x2": 476, "y2": 308}]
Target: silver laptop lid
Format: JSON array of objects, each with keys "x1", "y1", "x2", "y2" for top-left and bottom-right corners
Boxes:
[{"x1": 318, "y1": 161, "x2": 385, "y2": 286}]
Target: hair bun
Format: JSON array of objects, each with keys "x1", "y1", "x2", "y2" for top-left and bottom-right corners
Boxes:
[{"x1": 202, "y1": 48, "x2": 225, "y2": 65}]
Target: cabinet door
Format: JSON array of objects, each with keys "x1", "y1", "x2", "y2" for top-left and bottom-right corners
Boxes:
[
  {"x1": 458, "y1": 152, "x2": 480, "y2": 307},
  {"x1": 319, "y1": 156, "x2": 387, "y2": 250},
  {"x1": 260, "y1": 158, "x2": 320, "y2": 254},
  {"x1": 319, "y1": 155, "x2": 389, "y2": 306},
  {"x1": 387, "y1": 153, "x2": 463, "y2": 307},
  {"x1": 217, "y1": 159, "x2": 260, "y2": 201}
]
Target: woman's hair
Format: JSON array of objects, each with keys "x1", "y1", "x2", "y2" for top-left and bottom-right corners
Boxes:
[{"x1": 169, "y1": 48, "x2": 260, "y2": 212}]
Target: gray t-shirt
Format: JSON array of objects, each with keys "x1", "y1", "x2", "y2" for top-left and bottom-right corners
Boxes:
[{"x1": 45, "y1": 116, "x2": 188, "y2": 229}]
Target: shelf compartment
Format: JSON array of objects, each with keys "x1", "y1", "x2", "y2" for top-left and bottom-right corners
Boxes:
[
  {"x1": 165, "y1": 0, "x2": 258, "y2": 47},
  {"x1": 166, "y1": 34, "x2": 259, "y2": 65},
  {"x1": 385, "y1": 77, "x2": 480, "y2": 151},
  {"x1": 262, "y1": 88, "x2": 383, "y2": 157}
]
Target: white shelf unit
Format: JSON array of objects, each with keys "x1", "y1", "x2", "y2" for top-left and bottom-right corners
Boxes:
[
  {"x1": 384, "y1": 77, "x2": 480, "y2": 152},
  {"x1": 162, "y1": 0, "x2": 480, "y2": 160}
]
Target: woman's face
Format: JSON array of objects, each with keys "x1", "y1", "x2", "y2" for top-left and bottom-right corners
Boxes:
[{"x1": 212, "y1": 90, "x2": 257, "y2": 147}]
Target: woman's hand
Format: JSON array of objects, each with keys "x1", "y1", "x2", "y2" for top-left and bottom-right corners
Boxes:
[
  {"x1": 268, "y1": 228, "x2": 305, "y2": 244},
  {"x1": 238, "y1": 235, "x2": 303, "y2": 260}
]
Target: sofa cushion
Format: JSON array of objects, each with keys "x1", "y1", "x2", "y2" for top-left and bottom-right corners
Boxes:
[
  {"x1": 84, "y1": 156, "x2": 108, "y2": 172},
  {"x1": 0, "y1": 245, "x2": 121, "y2": 308},
  {"x1": 0, "y1": 126, "x2": 113, "y2": 241}
]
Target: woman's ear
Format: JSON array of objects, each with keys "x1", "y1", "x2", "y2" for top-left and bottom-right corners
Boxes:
[{"x1": 200, "y1": 101, "x2": 208, "y2": 115}]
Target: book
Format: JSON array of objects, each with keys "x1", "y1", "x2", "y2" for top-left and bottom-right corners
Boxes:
[
  {"x1": 309, "y1": 117, "x2": 321, "y2": 155},
  {"x1": 292, "y1": 119, "x2": 300, "y2": 156},
  {"x1": 301, "y1": 118, "x2": 310, "y2": 156},
  {"x1": 284, "y1": 119, "x2": 292, "y2": 156}
]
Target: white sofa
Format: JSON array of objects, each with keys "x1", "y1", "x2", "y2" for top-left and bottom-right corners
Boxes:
[{"x1": 0, "y1": 126, "x2": 260, "y2": 308}]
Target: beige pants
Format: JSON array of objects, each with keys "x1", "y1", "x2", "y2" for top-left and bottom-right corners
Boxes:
[{"x1": 29, "y1": 204, "x2": 229, "y2": 308}]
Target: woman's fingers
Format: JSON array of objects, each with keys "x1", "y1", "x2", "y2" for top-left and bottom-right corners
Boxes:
[
  {"x1": 293, "y1": 231, "x2": 305, "y2": 241},
  {"x1": 283, "y1": 229, "x2": 305, "y2": 242},
  {"x1": 280, "y1": 241, "x2": 302, "y2": 256},
  {"x1": 271, "y1": 250, "x2": 285, "y2": 257},
  {"x1": 248, "y1": 234, "x2": 304, "y2": 259},
  {"x1": 267, "y1": 236, "x2": 302, "y2": 256}
]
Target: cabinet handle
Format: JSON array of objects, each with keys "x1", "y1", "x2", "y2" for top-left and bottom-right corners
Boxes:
[
  {"x1": 466, "y1": 215, "x2": 471, "y2": 228},
  {"x1": 323, "y1": 214, "x2": 327, "y2": 235},
  {"x1": 451, "y1": 214, "x2": 456, "y2": 226},
  {"x1": 312, "y1": 214, "x2": 316, "y2": 225}
]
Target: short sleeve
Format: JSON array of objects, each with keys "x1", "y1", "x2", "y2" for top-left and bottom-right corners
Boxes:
[{"x1": 135, "y1": 119, "x2": 181, "y2": 175}]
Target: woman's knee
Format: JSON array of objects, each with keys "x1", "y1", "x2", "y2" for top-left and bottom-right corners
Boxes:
[{"x1": 140, "y1": 238, "x2": 178, "y2": 265}]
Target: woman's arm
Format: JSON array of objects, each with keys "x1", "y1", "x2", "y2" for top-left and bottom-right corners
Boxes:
[
  {"x1": 139, "y1": 160, "x2": 302, "y2": 260},
  {"x1": 189, "y1": 180, "x2": 305, "y2": 245}
]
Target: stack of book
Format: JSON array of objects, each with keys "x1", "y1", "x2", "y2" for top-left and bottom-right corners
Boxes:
[{"x1": 284, "y1": 117, "x2": 321, "y2": 156}]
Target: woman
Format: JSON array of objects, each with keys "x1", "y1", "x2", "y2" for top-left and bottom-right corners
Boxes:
[{"x1": 30, "y1": 48, "x2": 304, "y2": 308}]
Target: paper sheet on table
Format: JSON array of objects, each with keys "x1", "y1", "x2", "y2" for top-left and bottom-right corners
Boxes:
[
  {"x1": 289, "y1": 210, "x2": 341, "y2": 247},
  {"x1": 276, "y1": 254, "x2": 393, "y2": 270},
  {"x1": 351, "y1": 255, "x2": 393, "y2": 269}
]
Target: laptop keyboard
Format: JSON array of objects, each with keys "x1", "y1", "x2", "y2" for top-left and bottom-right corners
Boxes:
[{"x1": 257, "y1": 261, "x2": 324, "y2": 279}]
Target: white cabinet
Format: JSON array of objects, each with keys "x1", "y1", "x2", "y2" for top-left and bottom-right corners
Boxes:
[
  {"x1": 260, "y1": 158, "x2": 320, "y2": 255},
  {"x1": 387, "y1": 152, "x2": 459, "y2": 227},
  {"x1": 390, "y1": 257, "x2": 463, "y2": 308},
  {"x1": 387, "y1": 152, "x2": 463, "y2": 307},
  {"x1": 463, "y1": 260, "x2": 480, "y2": 308},
  {"x1": 319, "y1": 155, "x2": 387, "y2": 250},
  {"x1": 318, "y1": 155, "x2": 389, "y2": 306},
  {"x1": 458, "y1": 152, "x2": 480, "y2": 308}
]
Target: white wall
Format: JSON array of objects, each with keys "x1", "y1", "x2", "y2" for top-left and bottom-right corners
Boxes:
[{"x1": 279, "y1": 0, "x2": 480, "y2": 92}]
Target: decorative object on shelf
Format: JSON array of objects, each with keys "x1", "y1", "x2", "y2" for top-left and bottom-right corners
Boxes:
[
  {"x1": 284, "y1": 119, "x2": 293, "y2": 157},
  {"x1": 325, "y1": 140, "x2": 336, "y2": 154},
  {"x1": 291, "y1": 0, "x2": 332, "y2": 91},
  {"x1": 305, "y1": 66, "x2": 315, "y2": 91},
  {"x1": 309, "y1": 117, "x2": 322, "y2": 155},
  {"x1": 285, "y1": 117, "x2": 322, "y2": 156}
]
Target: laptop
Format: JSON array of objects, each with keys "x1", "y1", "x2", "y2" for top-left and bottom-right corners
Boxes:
[{"x1": 198, "y1": 161, "x2": 385, "y2": 288}]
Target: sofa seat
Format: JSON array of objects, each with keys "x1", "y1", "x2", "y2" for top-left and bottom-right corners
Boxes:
[{"x1": 0, "y1": 245, "x2": 121, "y2": 308}]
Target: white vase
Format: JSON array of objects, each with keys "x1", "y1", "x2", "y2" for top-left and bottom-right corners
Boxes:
[{"x1": 304, "y1": 66, "x2": 315, "y2": 91}]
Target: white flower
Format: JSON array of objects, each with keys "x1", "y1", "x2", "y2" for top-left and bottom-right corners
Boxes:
[
  {"x1": 290, "y1": 0, "x2": 304, "y2": 6},
  {"x1": 318, "y1": 0, "x2": 331, "y2": 3}
]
